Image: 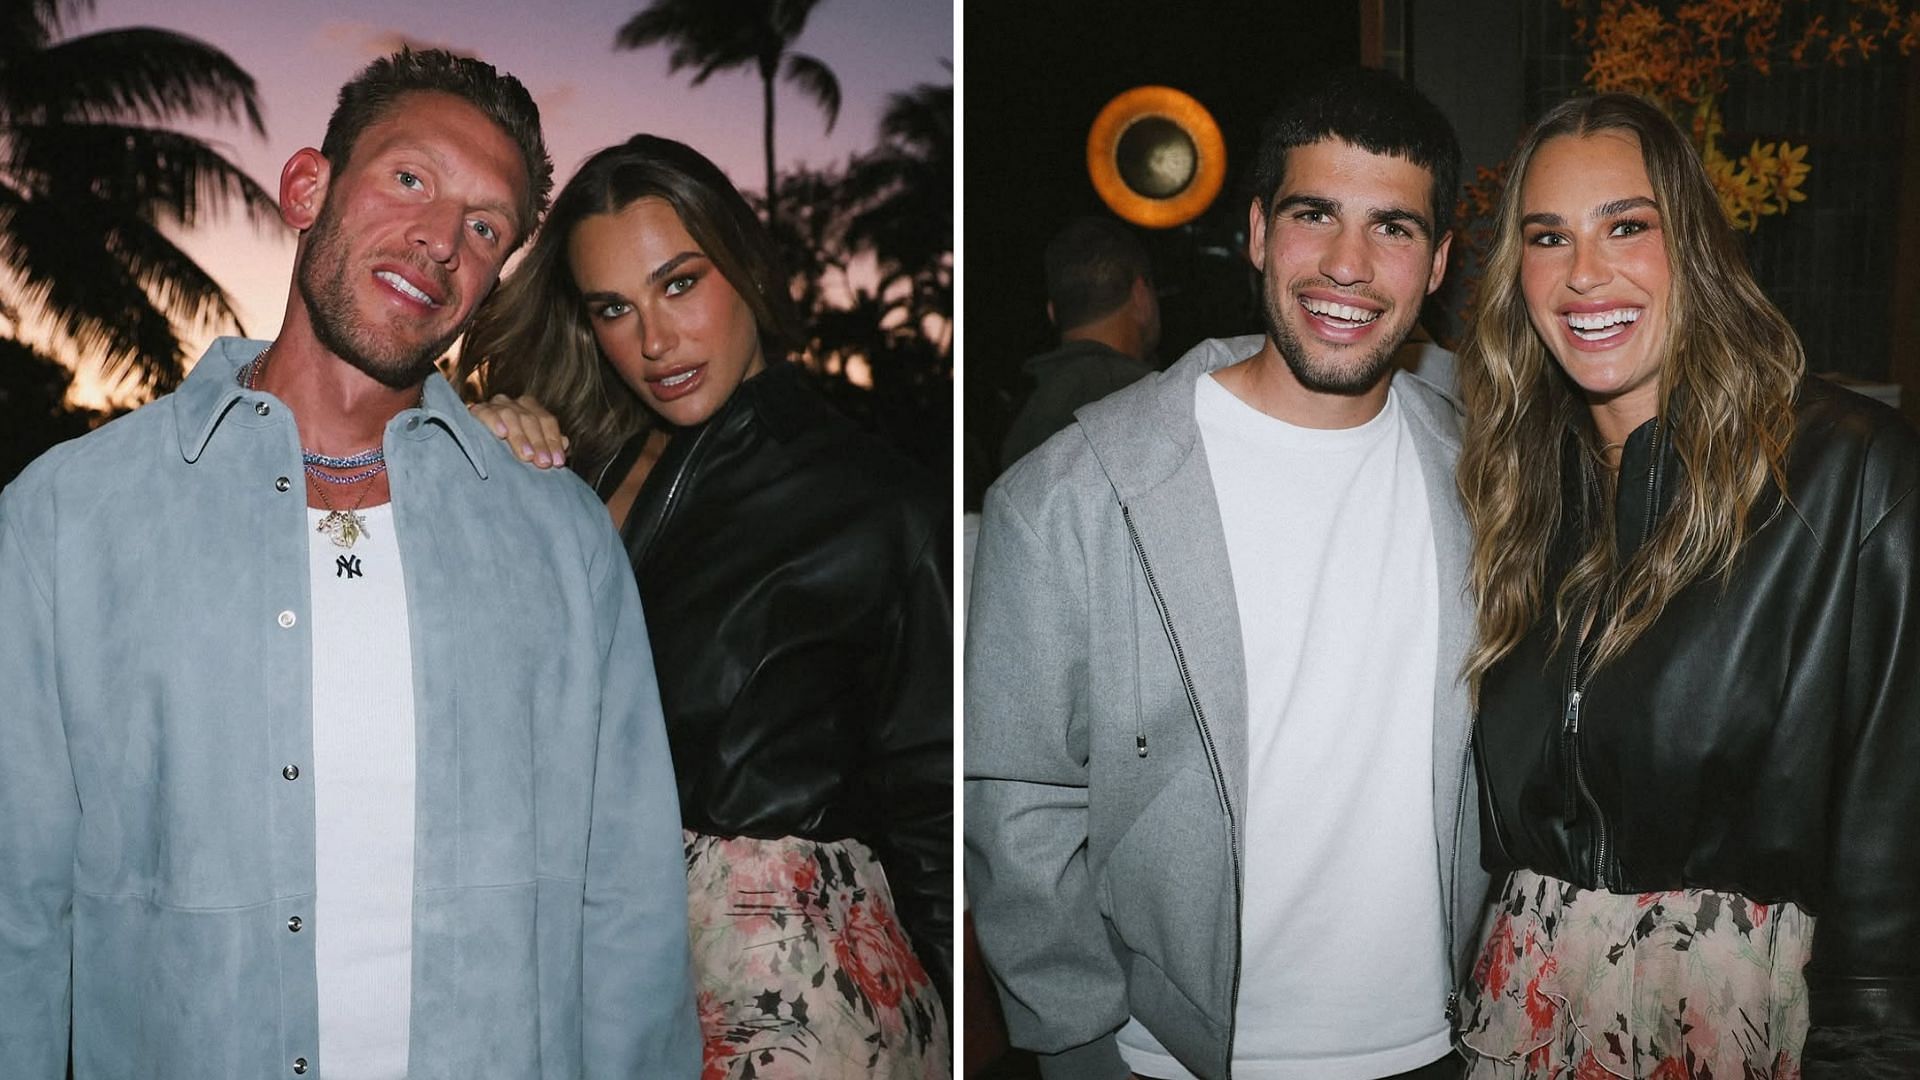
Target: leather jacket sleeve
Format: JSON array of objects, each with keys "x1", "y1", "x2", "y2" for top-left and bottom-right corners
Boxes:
[
  {"x1": 1804, "y1": 452, "x2": 1920, "y2": 1077},
  {"x1": 862, "y1": 504, "x2": 955, "y2": 1011}
]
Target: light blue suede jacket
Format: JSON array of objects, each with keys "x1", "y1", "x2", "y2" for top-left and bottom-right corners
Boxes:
[{"x1": 0, "y1": 338, "x2": 698, "y2": 1079}]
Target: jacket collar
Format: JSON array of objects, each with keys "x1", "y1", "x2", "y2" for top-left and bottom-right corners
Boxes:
[
  {"x1": 1072, "y1": 334, "x2": 1259, "y2": 501},
  {"x1": 1610, "y1": 414, "x2": 1672, "y2": 560},
  {"x1": 610, "y1": 360, "x2": 811, "y2": 566},
  {"x1": 1073, "y1": 333, "x2": 1463, "y2": 500},
  {"x1": 1560, "y1": 414, "x2": 1675, "y2": 564},
  {"x1": 732, "y1": 359, "x2": 811, "y2": 442},
  {"x1": 174, "y1": 337, "x2": 490, "y2": 478}
]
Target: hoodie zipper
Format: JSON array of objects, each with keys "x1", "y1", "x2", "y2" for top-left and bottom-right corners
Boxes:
[
  {"x1": 1443, "y1": 709, "x2": 1475, "y2": 1027},
  {"x1": 1123, "y1": 504, "x2": 1242, "y2": 1077}
]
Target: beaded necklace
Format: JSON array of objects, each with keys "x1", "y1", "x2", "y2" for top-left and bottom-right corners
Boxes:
[{"x1": 245, "y1": 344, "x2": 388, "y2": 549}]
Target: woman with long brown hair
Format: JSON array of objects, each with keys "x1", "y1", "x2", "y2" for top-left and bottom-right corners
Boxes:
[
  {"x1": 1453, "y1": 93, "x2": 1920, "y2": 1078},
  {"x1": 460, "y1": 134, "x2": 950, "y2": 1079}
]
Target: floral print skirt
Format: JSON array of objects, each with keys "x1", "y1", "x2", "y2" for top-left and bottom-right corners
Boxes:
[
  {"x1": 1457, "y1": 869, "x2": 1814, "y2": 1080},
  {"x1": 684, "y1": 831, "x2": 950, "y2": 1079}
]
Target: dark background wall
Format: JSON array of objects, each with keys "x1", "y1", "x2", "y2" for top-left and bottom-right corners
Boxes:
[{"x1": 962, "y1": 0, "x2": 1359, "y2": 499}]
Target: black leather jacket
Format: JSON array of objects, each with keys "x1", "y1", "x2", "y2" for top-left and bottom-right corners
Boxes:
[
  {"x1": 1475, "y1": 378, "x2": 1920, "y2": 1075},
  {"x1": 595, "y1": 361, "x2": 953, "y2": 1007}
]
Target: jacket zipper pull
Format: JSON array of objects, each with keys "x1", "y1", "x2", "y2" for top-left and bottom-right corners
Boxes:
[
  {"x1": 1562, "y1": 688, "x2": 1584, "y2": 819},
  {"x1": 1136, "y1": 734, "x2": 1148, "y2": 758}
]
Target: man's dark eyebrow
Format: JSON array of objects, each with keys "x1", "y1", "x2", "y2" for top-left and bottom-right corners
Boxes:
[
  {"x1": 646, "y1": 251, "x2": 703, "y2": 286},
  {"x1": 1369, "y1": 207, "x2": 1431, "y2": 238},
  {"x1": 1272, "y1": 194, "x2": 1338, "y2": 217},
  {"x1": 578, "y1": 289, "x2": 626, "y2": 305}
]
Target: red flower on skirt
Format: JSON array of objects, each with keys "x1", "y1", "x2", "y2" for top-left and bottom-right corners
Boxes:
[
  {"x1": 697, "y1": 990, "x2": 739, "y2": 1080},
  {"x1": 1522, "y1": 975, "x2": 1557, "y2": 1035},
  {"x1": 1647, "y1": 1057, "x2": 1690, "y2": 1080},
  {"x1": 834, "y1": 900, "x2": 911, "y2": 1009},
  {"x1": 1573, "y1": 1050, "x2": 1617, "y2": 1080},
  {"x1": 1473, "y1": 911, "x2": 1514, "y2": 997}
]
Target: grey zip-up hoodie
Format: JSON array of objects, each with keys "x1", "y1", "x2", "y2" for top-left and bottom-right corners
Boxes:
[{"x1": 965, "y1": 335, "x2": 1486, "y2": 1080}]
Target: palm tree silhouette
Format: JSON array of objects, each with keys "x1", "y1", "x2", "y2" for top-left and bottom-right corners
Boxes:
[
  {"x1": 843, "y1": 75, "x2": 951, "y2": 347},
  {"x1": 614, "y1": 0, "x2": 840, "y2": 221},
  {"x1": 1, "y1": 0, "x2": 276, "y2": 393}
]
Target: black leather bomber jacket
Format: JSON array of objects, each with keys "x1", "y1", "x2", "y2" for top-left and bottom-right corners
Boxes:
[
  {"x1": 594, "y1": 361, "x2": 953, "y2": 1007},
  {"x1": 1474, "y1": 378, "x2": 1920, "y2": 1074}
]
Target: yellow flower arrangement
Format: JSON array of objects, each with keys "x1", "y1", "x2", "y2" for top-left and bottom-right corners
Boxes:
[{"x1": 1561, "y1": 0, "x2": 1917, "y2": 229}]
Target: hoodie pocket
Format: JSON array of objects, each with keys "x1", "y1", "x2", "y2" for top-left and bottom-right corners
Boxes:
[{"x1": 1099, "y1": 764, "x2": 1235, "y2": 985}]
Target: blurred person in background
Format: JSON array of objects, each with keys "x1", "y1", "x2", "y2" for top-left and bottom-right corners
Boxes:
[{"x1": 998, "y1": 214, "x2": 1161, "y2": 472}]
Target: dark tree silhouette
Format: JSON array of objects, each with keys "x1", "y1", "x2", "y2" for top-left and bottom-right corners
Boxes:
[
  {"x1": 0, "y1": 337, "x2": 107, "y2": 486},
  {"x1": 1, "y1": 0, "x2": 276, "y2": 393},
  {"x1": 753, "y1": 76, "x2": 952, "y2": 479},
  {"x1": 615, "y1": 0, "x2": 841, "y2": 220},
  {"x1": 842, "y1": 76, "x2": 951, "y2": 349}
]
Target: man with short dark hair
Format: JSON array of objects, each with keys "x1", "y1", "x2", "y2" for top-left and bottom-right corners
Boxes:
[
  {"x1": 0, "y1": 49, "x2": 697, "y2": 1078},
  {"x1": 967, "y1": 68, "x2": 1485, "y2": 1080},
  {"x1": 999, "y1": 215, "x2": 1161, "y2": 471}
]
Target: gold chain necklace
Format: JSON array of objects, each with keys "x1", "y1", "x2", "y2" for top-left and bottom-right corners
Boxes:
[
  {"x1": 307, "y1": 468, "x2": 381, "y2": 548},
  {"x1": 248, "y1": 343, "x2": 386, "y2": 549}
]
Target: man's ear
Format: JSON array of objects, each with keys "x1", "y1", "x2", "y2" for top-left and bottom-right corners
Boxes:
[
  {"x1": 1246, "y1": 197, "x2": 1269, "y2": 272},
  {"x1": 1128, "y1": 275, "x2": 1156, "y2": 321},
  {"x1": 280, "y1": 148, "x2": 330, "y2": 231},
  {"x1": 1426, "y1": 230, "x2": 1454, "y2": 296}
]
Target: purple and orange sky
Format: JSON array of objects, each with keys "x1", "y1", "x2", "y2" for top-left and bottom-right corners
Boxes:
[{"x1": 47, "y1": 0, "x2": 951, "y2": 407}]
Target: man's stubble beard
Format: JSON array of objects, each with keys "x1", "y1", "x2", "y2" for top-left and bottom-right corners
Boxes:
[
  {"x1": 1259, "y1": 277, "x2": 1409, "y2": 397},
  {"x1": 296, "y1": 201, "x2": 470, "y2": 390}
]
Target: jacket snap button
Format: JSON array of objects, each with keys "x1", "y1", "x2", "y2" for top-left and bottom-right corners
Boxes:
[
  {"x1": 287, "y1": 915, "x2": 302, "y2": 932},
  {"x1": 282, "y1": 764, "x2": 300, "y2": 781},
  {"x1": 277, "y1": 610, "x2": 296, "y2": 629},
  {"x1": 254, "y1": 401, "x2": 271, "y2": 417},
  {"x1": 293, "y1": 1058, "x2": 308, "y2": 1074},
  {"x1": 275, "y1": 476, "x2": 291, "y2": 492}
]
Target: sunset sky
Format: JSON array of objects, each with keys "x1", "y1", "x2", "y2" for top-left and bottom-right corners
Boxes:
[{"x1": 45, "y1": 0, "x2": 951, "y2": 407}]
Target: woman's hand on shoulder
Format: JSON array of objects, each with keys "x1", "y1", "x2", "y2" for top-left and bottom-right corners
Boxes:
[{"x1": 470, "y1": 393, "x2": 570, "y2": 469}]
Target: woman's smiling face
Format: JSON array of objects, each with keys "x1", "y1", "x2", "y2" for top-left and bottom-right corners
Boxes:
[
  {"x1": 1518, "y1": 129, "x2": 1673, "y2": 431},
  {"x1": 568, "y1": 196, "x2": 766, "y2": 428}
]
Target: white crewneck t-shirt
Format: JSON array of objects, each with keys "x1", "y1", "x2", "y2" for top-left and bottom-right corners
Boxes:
[
  {"x1": 1116, "y1": 376, "x2": 1449, "y2": 1080},
  {"x1": 308, "y1": 503, "x2": 415, "y2": 1080}
]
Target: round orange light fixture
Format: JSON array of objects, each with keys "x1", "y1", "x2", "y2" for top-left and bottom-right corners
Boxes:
[{"x1": 1086, "y1": 86, "x2": 1227, "y2": 229}]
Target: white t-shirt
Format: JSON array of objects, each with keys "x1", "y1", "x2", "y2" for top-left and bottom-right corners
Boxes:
[
  {"x1": 308, "y1": 503, "x2": 415, "y2": 1080},
  {"x1": 1116, "y1": 376, "x2": 1449, "y2": 1080}
]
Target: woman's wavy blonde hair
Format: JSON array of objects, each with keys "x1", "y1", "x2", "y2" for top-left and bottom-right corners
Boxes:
[
  {"x1": 1457, "y1": 93, "x2": 1802, "y2": 692},
  {"x1": 460, "y1": 134, "x2": 803, "y2": 476}
]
